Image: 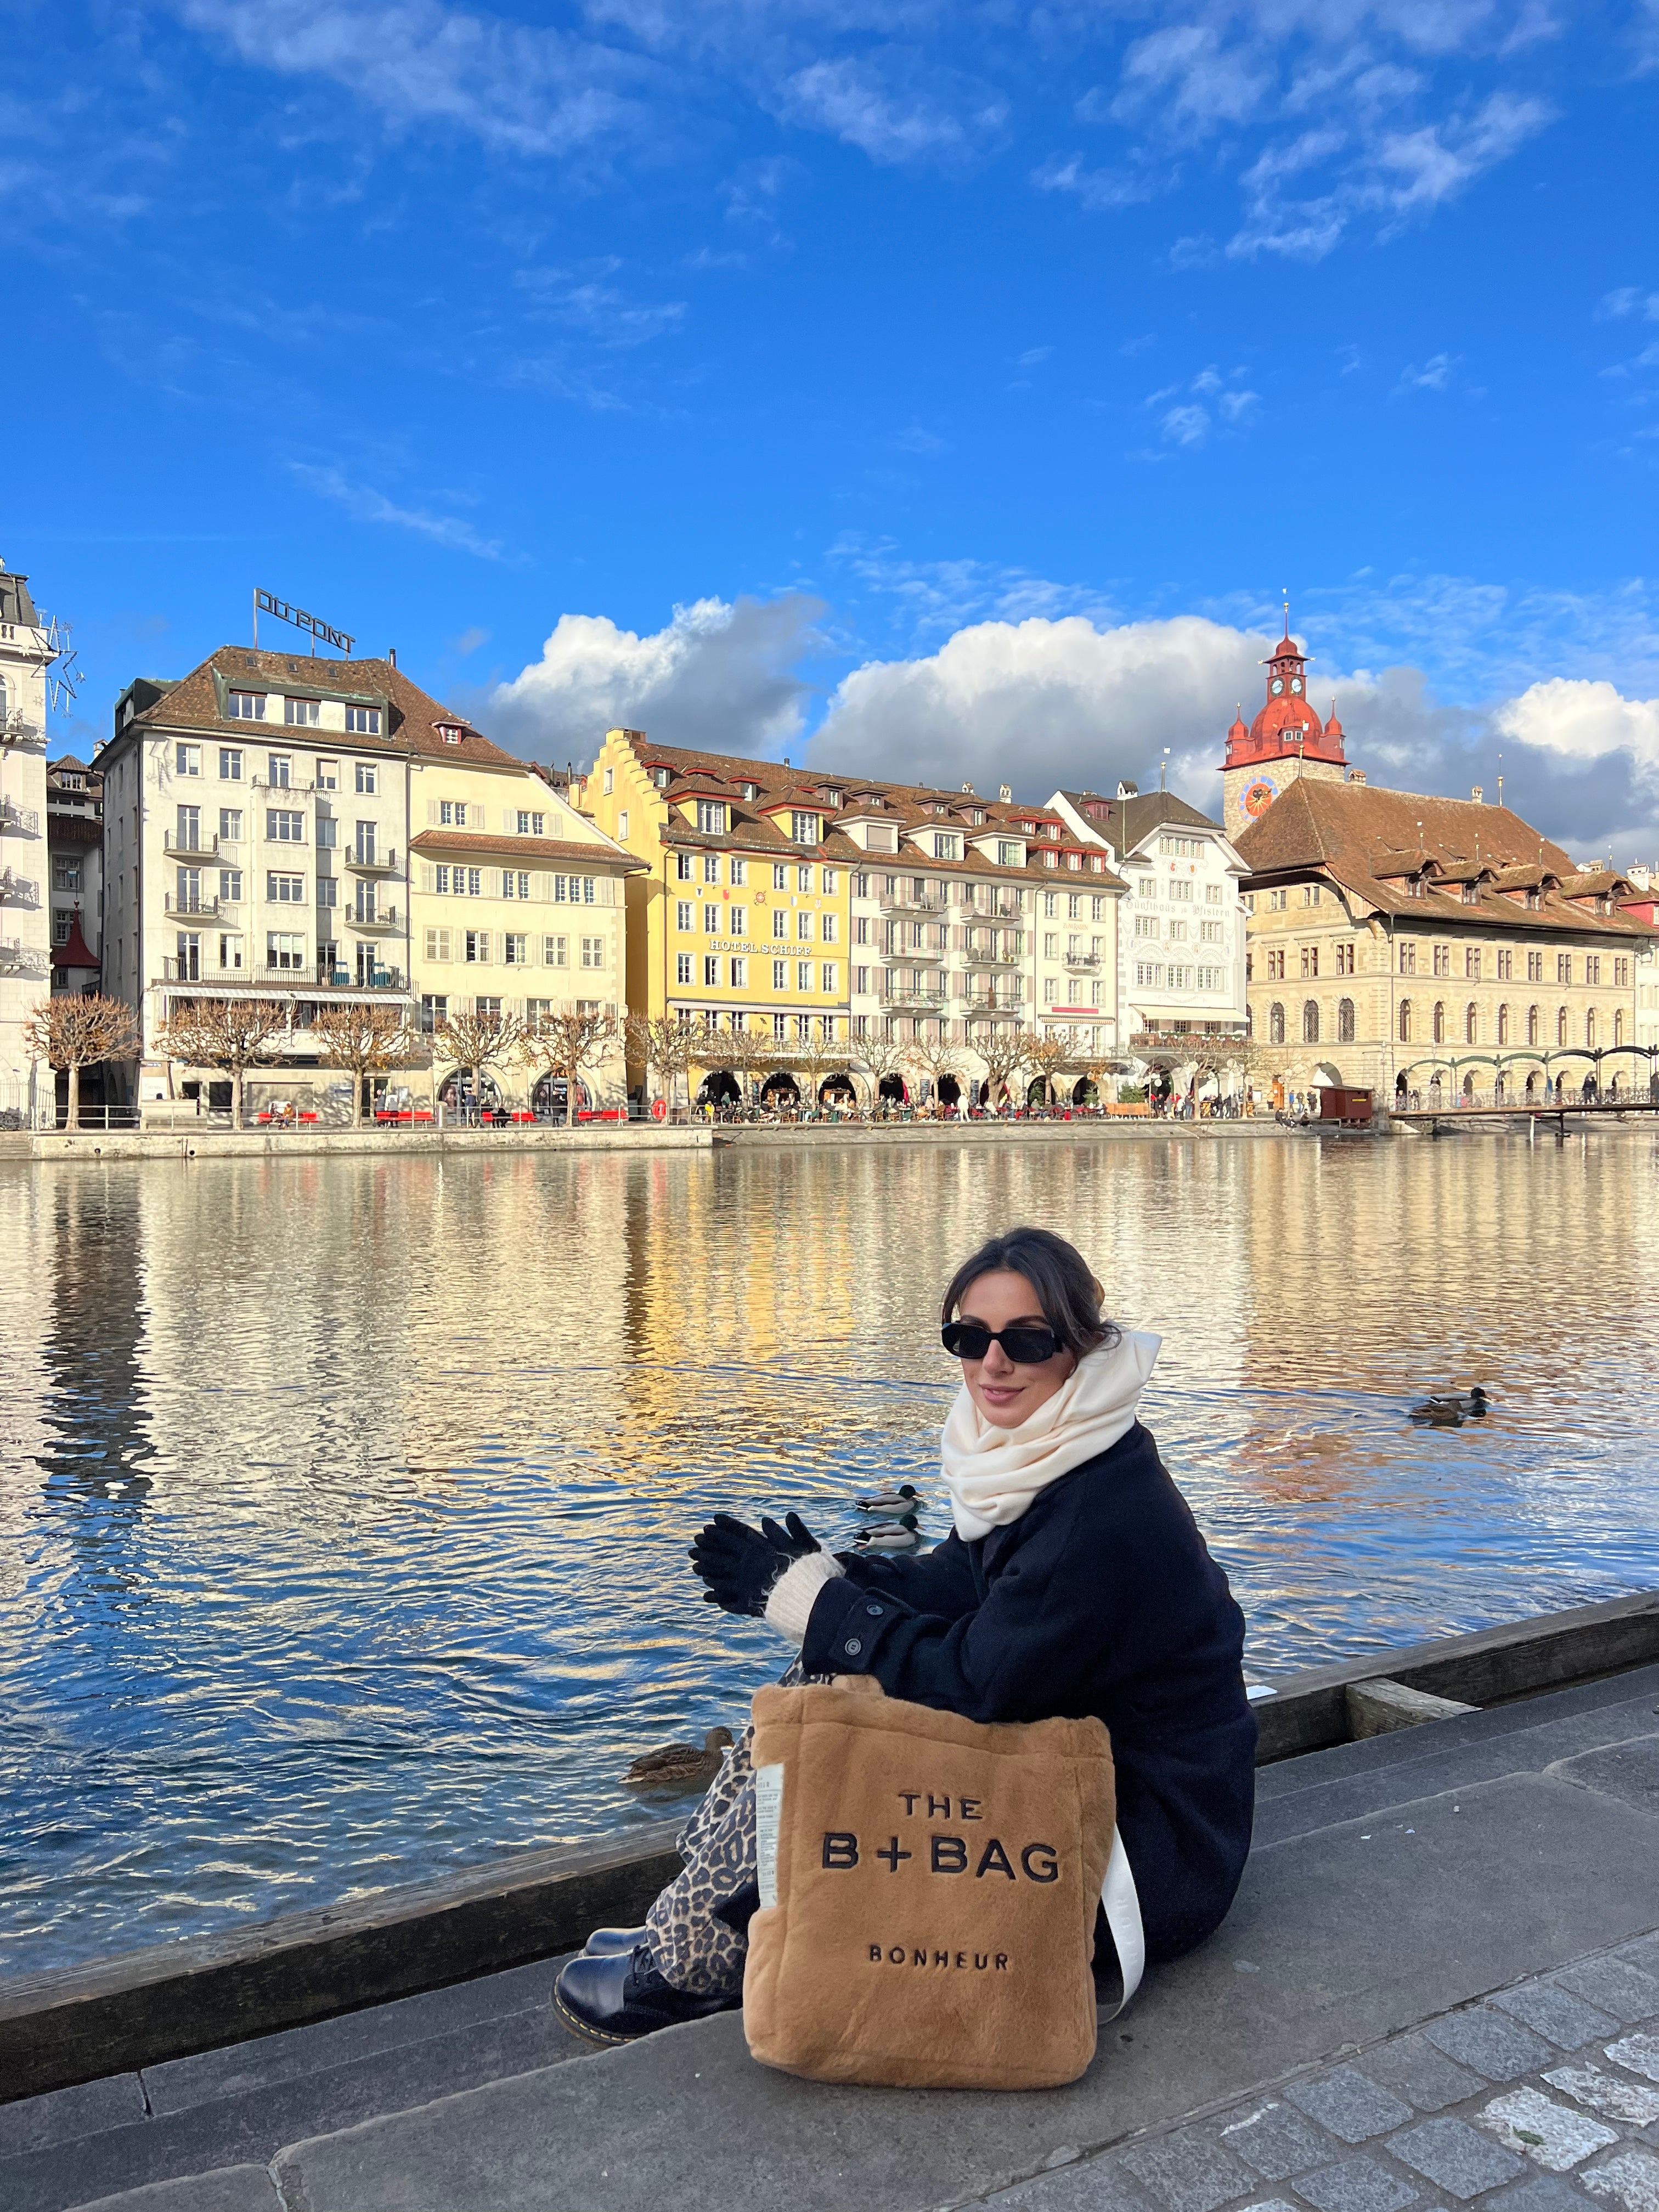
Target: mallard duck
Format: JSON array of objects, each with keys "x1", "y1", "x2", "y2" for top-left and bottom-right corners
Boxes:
[
  {"x1": 856, "y1": 1483, "x2": 921, "y2": 1515},
  {"x1": 622, "y1": 1727, "x2": 733, "y2": 1788},
  {"x1": 854, "y1": 1515, "x2": 921, "y2": 1552},
  {"x1": 1410, "y1": 1386, "x2": 1489, "y2": 1425}
]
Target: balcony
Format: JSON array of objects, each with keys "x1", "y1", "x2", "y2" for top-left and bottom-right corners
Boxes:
[
  {"x1": 158, "y1": 959, "x2": 408, "y2": 994},
  {"x1": 2, "y1": 710, "x2": 41, "y2": 746},
  {"x1": 0, "y1": 936, "x2": 24, "y2": 970},
  {"x1": 251, "y1": 774, "x2": 316, "y2": 794},
  {"x1": 884, "y1": 988, "x2": 947, "y2": 1013},
  {"x1": 878, "y1": 892, "x2": 946, "y2": 915},
  {"x1": 347, "y1": 906, "x2": 400, "y2": 933},
  {"x1": 966, "y1": 992, "x2": 1025, "y2": 1016},
  {"x1": 1063, "y1": 950, "x2": 1101, "y2": 970},
  {"x1": 0, "y1": 800, "x2": 41, "y2": 836},
  {"x1": 963, "y1": 945, "x2": 1020, "y2": 967},
  {"x1": 0, "y1": 867, "x2": 37, "y2": 903},
  {"x1": 165, "y1": 893, "x2": 221, "y2": 919},
  {"x1": 345, "y1": 847, "x2": 400, "y2": 876},
  {"x1": 164, "y1": 830, "x2": 220, "y2": 862}
]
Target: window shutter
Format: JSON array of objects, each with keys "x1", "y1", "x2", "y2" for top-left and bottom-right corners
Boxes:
[
  {"x1": 427, "y1": 800, "x2": 439, "y2": 825},
  {"x1": 419, "y1": 865, "x2": 435, "y2": 891}
]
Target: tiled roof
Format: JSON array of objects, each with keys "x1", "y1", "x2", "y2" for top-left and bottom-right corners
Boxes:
[
  {"x1": 410, "y1": 830, "x2": 644, "y2": 870},
  {"x1": 0, "y1": 569, "x2": 40, "y2": 629},
  {"x1": 124, "y1": 648, "x2": 523, "y2": 770},
  {"x1": 614, "y1": 736, "x2": 1128, "y2": 888},
  {"x1": 1236, "y1": 778, "x2": 1657, "y2": 940},
  {"x1": 1059, "y1": 788, "x2": 1223, "y2": 856}
]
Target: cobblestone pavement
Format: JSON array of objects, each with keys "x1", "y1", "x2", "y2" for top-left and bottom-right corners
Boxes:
[{"x1": 983, "y1": 1932, "x2": 1659, "y2": 2212}]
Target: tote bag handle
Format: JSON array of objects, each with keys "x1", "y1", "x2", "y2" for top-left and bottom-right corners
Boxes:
[{"x1": 1096, "y1": 1825, "x2": 1144, "y2": 2021}]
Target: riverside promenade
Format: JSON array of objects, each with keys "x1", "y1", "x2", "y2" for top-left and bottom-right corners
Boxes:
[{"x1": 7, "y1": 1629, "x2": 1659, "y2": 2212}]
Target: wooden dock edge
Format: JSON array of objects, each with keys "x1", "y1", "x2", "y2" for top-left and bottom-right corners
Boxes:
[{"x1": 4, "y1": 1587, "x2": 1656, "y2": 2102}]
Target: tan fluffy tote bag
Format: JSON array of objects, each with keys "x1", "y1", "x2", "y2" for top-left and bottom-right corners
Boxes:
[{"x1": 741, "y1": 1675, "x2": 1144, "y2": 2091}]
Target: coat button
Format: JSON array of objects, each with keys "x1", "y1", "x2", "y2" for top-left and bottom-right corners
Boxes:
[
  {"x1": 866, "y1": 1604, "x2": 883, "y2": 1617},
  {"x1": 844, "y1": 1637, "x2": 862, "y2": 1656}
]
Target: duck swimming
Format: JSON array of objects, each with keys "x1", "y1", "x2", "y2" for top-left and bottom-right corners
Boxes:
[
  {"x1": 855, "y1": 1483, "x2": 922, "y2": 1515},
  {"x1": 1410, "y1": 1386, "x2": 1489, "y2": 1425},
  {"x1": 854, "y1": 1515, "x2": 921, "y2": 1552},
  {"x1": 622, "y1": 1727, "x2": 733, "y2": 1788}
]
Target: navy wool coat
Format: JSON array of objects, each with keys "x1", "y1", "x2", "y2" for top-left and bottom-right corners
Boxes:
[{"x1": 800, "y1": 1421, "x2": 1256, "y2": 1963}]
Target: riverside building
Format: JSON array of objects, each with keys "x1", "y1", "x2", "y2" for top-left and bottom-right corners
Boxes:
[
  {"x1": 100, "y1": 648, "x2": 633, "y2": 1115},
  {"x1": 1227, "y1": 626, "x2": 1658, "y2": 1102},
  {"x1": 1051, "y1": 783, "x2": 1249, "y2": 1101},
  {"x1": 47, "y1": 753, "x2": 103, "y2": 991},
  {"x1": 580, "y1": 729, "x2": 1127, "y2": 1108},
  {"x1": 0, "y1": 565, "x2": 51, "y2": 1120}
]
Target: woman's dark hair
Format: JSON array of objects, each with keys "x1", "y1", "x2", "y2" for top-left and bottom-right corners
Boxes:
[{"x1": 940, "y1": 1227, "x2": 1118, "y2": 1359}]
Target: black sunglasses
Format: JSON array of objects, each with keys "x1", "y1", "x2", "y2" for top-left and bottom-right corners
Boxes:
[{"x1": 941, "y1": 1320, "x2": 1061, "y2": 1365}]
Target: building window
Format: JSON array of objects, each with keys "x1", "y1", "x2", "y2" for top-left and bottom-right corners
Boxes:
[
  {"x1": 821, "y1": 962, "x2": 837, "y2": 994},
  {"x1": 618, "y1": 810, "x2": 629, "y2": 840},
  {"x1": 1557, "y1": 952, "x2": 1572, "y2": 984},
  {"x1": 821, "y1": 913, "x2": 837, "y2": 944},
  {"x1": 503, "y1": 870, "x2": 530, "y2": 900},
  {"x1": 217, "y1": 808, "x2": 242, "y2": 844},
  {"x1": 1615, "y1": 957, "x2": 1629, "y2": 986},
  {"x1": 1465, "y1": 1002, "x2": 1477, "y2": 1044},
  {"x1": 1268, "y1": 1002, "x2": 1285, "y2": 1044},
  {"x1": 176, "y1": 744, "x2": 201, "y2": 776},
  {"x1": 581, "y1": 936, "x2": 604, "y2": 969},
  {"x1": 704, "y1": 854, "x2": 720, "y2": 884},
  {"x1": 266, "y1": 932, "x2": 306, "y2": 972},
  {"x1": 475, "y1": 996, "x2": 501, "y2": 1019},
  {"x1": 504, "y1": 933, "x2": 527, "y2": 964},
  {"x1": 772, "y1": 910, "x2": 788, "y2": 939},
  {"x1": 284, "y1": 698, "x2": 320, "y2": 727},
  {"x1": 1433, "y1": 944, "x2": 1450, "y2": 977},
  {"x1": 1497, "y1": 948, "x2": 1513, "y2": 980},
  {"x1": 356, "y1": 762, "x2": 378, "y2": 795},
  {"x1": 1498, "y1": 1003, "x2": 1509, "y2": 1044},
  {"x1": 1302, "y1": 1000, "x2": 1319, "y2": 1043},
  {"x1": 1335, "y1": 941, "x2": 1355, "y2": 974},
  {"x1": 674, "y1": 852, "x2": 694, "y2": 881},
  {"x1": 419, "y1": 994, "x2": 447, "y2": 1034},
  {"x1": 1527, "y1": 1004, "x2": 1539, "y2": 1045},
  {"x1": 702, "y1": 903, "x2": 720, "y2": 934},
  {"x1": 676, "y1": 952, "x2": 693, "y2": 984},
  {"x1": 219, "y1": 868, "x2": 242, "y2": 902},
  {"x1": 225, "y1": 693, "x2": 264, "y2": 723},
  {"x1": 789, "y1": 810, "x2": 822, "y2": 844},
  {"x1": 1301, "y1": 945, "x2": 1318, "y2": 979},
  {"x1": 1338, "y1": 997, "x2": 1355, "y2": 1043},
  {"x1": 516, "y1": 810, "x2": 546, "y2": 836},
  {"x1": 1466, "y1": 947, "x2": 1482, "y2": 980},
  {"x1": 465, "y1": 930, "x2": 491, "y2": 963},
  {"x1": 267, "y1": 809, "x2": 304, "y2": 842},
  {"x1": 1398, "y1": 1000, "x2": 1412, "y2": 1042},
  {"x1": 797, "y1": 960, "x2": 812, "y2": 992},
  {"x1": 1585, "y1": 1008, "x2": 1596, "y2": 1048},
  {"x1": 426, "y1": 927, "x2": 452, "y2": 961},
  {"x1": 221, "y1": 934, "x2": 244, "y2": 970},
  {"x1": 704, "y1": 955, "x2": 719, "y2": 986},
  {"x1": 730, "y1": 956, "x2": 747, "y2": 988},
  {"x1": 345, "y1": 707, "x2": 380, "y2": 735},
  {"x1": 52, "y1": 855, "x2": 82, "y2": 893},
  {"x1": 1557, "y1": 1005, "x2": 1568, "y2": 1045},
  {"x1": 545, "y1": 935, "x2": 568, "y2": 967},
  {"x1": 730, "y1": 906, "x2": 748, "y2": 938},
  {"x1": 797, "y1": 911, "x2": 815, "y2": 942},
  {"x1": 1528, "y1": 950, "x2": 1544, "y2": 982},
  {"x1": 267, "y1": 872, "x2": 305, "y2": 904},
  {"x1": 675, "y1": 900, "x2": 693, "y2": 932},
  {"x1": 1430, "y1": 1000, "x2": 1445, "y2": 1043},
  {"x1": 316, "y1": 875, "x2": 336, "y2": 909},
  {"x1": 439, "y1": 800, "x2": 465, "y2": 826},
  {"x1": 219, "y1": 747, "x2": 244, "y2": 780},
  {"x1": 696, "y1": 800, "x2": 729, "y2": 833},
  {"x1": 315, "y1": 759, "x2": 338, "y2": 791},
  {"x1": 267, "y1": 754, "x2": 293, "y2": 788},
  {"x1": 1586, "y1": 955, "x2": 1601, "y2": 985},
  {"x1": 773, "y1": 958, "x2": 787, "y2": 989}
]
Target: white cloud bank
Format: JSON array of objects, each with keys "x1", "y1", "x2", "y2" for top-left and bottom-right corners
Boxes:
[{"x1": 479, "y1": 595, "x2": 1659, "y2": 857}]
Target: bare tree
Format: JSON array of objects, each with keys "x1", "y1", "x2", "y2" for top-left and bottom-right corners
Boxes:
[
  {"x1": 852, "y1": 1019, "x2": 908, "y2": 1112},
  {"x1": 624, "y1": 1011, "x2": 698, "y2": 1120},
  {"x1": 309, "y1": 1002, "x2": 416, "y2": 1127},
  {"x1": 156, "y1": 997, "x2": 290, "y2": 1129},
  {"x1": 1022, "y1": 1028, "x2": 1077, "y2": 1108},
  {"x1": 519, "y1": 1005, "x2": 618, "y2": 1125},
  {"x1": 904, "y1": 1023, "x2": 967, "y2": 1111},
  {"x1": 972, "y1": 1025, "x2": 1032, "y2": 1113},
  {"x1": 433, "y1": 1005, "x2": 526, "y2": 1121},
  {"x1": 25, "y1": 993, "x2": 139, "y2": 1131},
  {"x1": 793, "y1": 1020, "x2": 850, "y2": 1115}
]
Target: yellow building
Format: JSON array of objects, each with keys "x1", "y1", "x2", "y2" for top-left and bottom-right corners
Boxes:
[
  {"x1": 579, "y1": 731, "x2": 855, "y2": 1101},
  {"x1": 408, "y1": 743, "x2": 637, "y2": 1114}
]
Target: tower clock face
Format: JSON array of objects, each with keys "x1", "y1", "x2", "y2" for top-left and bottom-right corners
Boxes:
[
  {"x1": 1243, "y1": 777, "x2": 1277, "y2": 819},
  {"x1": 1290, "y1": 677, "x2": 1302, "y2": 693},
  {"x1": 1271, "y1": 678, "x2": 1284, "y2": 695}
]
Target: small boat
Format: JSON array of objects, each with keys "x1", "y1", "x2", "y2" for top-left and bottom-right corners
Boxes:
[{"x1": 622, "y1": 1727, "x2": 733, "y2": 1788}]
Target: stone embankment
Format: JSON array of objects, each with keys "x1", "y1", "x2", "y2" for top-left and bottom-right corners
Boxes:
[{"x1": 4, "y1": 1592, "x2": 1658, "y2": 2212}]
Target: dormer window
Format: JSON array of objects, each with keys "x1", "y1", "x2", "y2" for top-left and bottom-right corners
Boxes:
[
  {"x1": 790, "y1": 809, "x2": 823, "y2": 844},
  {"x1": 653, "y1": 767, "x2": 672, "y2": 789},
  {"x1": 1046, "y1": 823, "x2": 1060, "y2": 840},
  {"x1": 820, "y1": 788, "x2": 843, "y2": 808},
  {"x1": 1462, "y1": 882, "x2": 1480, "y2": 905},
  {"x1": 740, "y1": 782, "x2": 760, "y2": 801},
  {"x1": 1408, "y1": 877, "x2": 1425, "y2": 899},
  {"x1": 1022, "y1": 820, "x2": 1037, "y2": 834},
  {"x1": 696, "y1": 799, "x2": 729, "y2": 834},
  {"x1": 969, "y1": 809, "x2": 985, "y2": 825},
  {"x1": 1527, "y1": 890, "x2": 1541, "y2": 910},
  {"x1": 933, "y1": 833, "x2": 960, "y2": 861},
  {"x1": 436, "y1": 724, "x2": 464, "y2": 746}
]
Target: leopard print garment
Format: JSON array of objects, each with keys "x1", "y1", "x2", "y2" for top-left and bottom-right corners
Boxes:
[{"x1": 644, "y1": 1660, "x2": 817, "y2": 1998}]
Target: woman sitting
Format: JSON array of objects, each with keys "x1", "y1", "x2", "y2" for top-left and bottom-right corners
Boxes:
[{"x1": 555, "y1": 1225, "x2": 1256, "y2": 2046}]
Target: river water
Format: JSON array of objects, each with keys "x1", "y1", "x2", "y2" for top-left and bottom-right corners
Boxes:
[{"x1": 3, "y1": 1130, "x2": 1657, "y2": 1978}]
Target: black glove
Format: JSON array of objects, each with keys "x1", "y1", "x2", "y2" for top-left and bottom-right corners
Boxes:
[{"x1": 690, "y1": 1511, "x2": 821, "y2": 1616}]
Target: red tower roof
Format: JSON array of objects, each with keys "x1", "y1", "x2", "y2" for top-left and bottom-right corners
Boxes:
[
  {"x1": 1224, "y1": 612, "x2": 1347, "y2": 771},
  {"x1": 52, "y1": 908, "x2": 99, "y2": 974}
]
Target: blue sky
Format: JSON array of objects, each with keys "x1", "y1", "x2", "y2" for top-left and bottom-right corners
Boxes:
[{"x1": 7, "y1": 0, "x2": 1659, "y2": 850}]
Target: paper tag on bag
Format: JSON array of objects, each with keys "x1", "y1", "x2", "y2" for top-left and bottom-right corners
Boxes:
[{"x1": 754, "y1": 1761, "x2": 785, "y2": 1911}]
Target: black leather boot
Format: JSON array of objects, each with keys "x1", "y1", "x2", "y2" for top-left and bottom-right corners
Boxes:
[
  {"x1": 554, "y1": 1944, "x2": 741, "y2": 2047},
  {"x1": 581, "y1": 1925, "x2": 648, "y2": 1957}
]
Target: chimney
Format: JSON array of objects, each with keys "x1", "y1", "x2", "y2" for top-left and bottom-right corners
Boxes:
[
  {"x1": 998, "y1": 783, "x2": 1012, "y2": 803},
  {"x1": 388, "y1": 647, "x2": 398, "y2": 668},
  {"x1": 1116, "y1": 780, "x2": 1138, "y2": 800},
  {"x1": 961, "y1": 781, "x2": 975, "y2": 794},
  {"x1": 1346, "y1": 768, "x2": 1367, "y2": 785},
  {"x1": 1471, "y1": 785, "x2": 1484, "y2": 804}
]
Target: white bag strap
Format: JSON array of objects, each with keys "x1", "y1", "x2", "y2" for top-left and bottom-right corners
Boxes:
[{"x1": 1097, "y1": 1824, "x2": 1144, "y2": 2021}]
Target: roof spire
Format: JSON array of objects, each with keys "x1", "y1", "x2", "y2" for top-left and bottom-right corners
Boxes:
[{"x1": 1282, "y1": 589, "x2": 1291, "y2": 643}]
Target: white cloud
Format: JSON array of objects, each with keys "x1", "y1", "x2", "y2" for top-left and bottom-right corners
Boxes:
[
  {"x1": 1495, "y1": 677, "x2": 1659, "y2": 777},
  {"x1": 1395, "y1": 350, "x2": 1459, "y2": 392},
  {"x1": 1032, "y1": 153, "x2": 1158, "y2": 211},
  {"x1": 1161, "y1": 402, "x2": 1210, "y2": 445},
  {"x1": 511, "y1": 268, "x2": 686, "y2": 348},
  {"x1": 480, "y1": 594, "x2": 824, "y2": 762},
  {"x1": 289, "y1": 462, "x2": 506, "y2": 557},
  {"x1": 779, "y1": 57, "x2": 1003, "y2": 165},
  {"x1": 1373, "y1": 90, "x2": 1553, "y2": 222},
  {"x1": 171, "y1": 0, "x2": 644, "y2": 157},
  {"x1": 827, "y1": 537, "x2": 1116, "y2": 635},
  {"x1": 1598, "y1": 285, "x2": 1659, "y2": 320}
]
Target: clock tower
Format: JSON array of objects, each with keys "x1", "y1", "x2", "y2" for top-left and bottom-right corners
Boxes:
[{"x1": 1222, "y1": 612, "x2": 1348, "y2": 839}]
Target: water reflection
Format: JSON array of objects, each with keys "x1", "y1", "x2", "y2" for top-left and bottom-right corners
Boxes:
[{"x1": 3, "y1": 1130, "x2": 1657, "y2": 1976}]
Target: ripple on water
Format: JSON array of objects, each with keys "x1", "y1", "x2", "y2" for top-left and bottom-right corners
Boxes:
[{"x1": 2, "y1": 1131, "x2": 1658, "y2": 1974}]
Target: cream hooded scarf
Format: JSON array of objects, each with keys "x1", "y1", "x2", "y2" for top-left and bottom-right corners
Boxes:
[{"x1": 940, "y1": 1328, "x2": 1161, "y2": 1542}]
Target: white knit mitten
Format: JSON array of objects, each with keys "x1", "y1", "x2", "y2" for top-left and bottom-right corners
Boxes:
[{"x1": 763, "y1": 1552, "x2": 845, "y2": 1645}]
